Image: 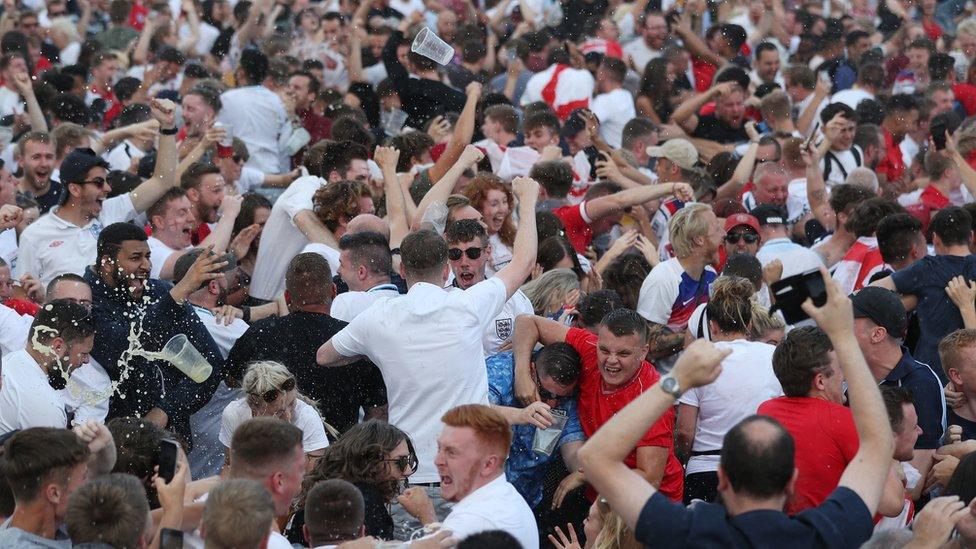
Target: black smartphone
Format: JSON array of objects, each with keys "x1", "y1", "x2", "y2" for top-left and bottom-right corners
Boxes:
[
  {"x1": 157, "y1": 439, "x2": 179, "y2": 483},
  {"x1": 769, "y1": 269, "x2": 827, "y2": 325},
  {"x1": 931, "y1": 120, "x2": 947, "y2": 150}
]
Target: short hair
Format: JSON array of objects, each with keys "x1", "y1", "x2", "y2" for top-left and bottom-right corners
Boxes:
[
  {"x1": 31, "y1": 299, "x2": 94, "y2": 346},
  {"x1": 202, "y1": 479, "x2": 275, "y2": 549},
  {"x1": 305, "y1": 479, "x2": 365, "y2": 544},
  {"x1": 388, "y1": 132, "x2": 434, "y2": 172},
  {"x1": 828, "y1": 183, "x2": 871, "y2": 215},
  {"x1": 400, "y1": 230, "x2": 449, "y2": 280},
  {"x1": 65, "y1": 474, "x2": 150, "y2": 548},
  {"x1": 106, "y1": 418, "x2": 172, "y2": 507},
  {"x1": 929, "y1": 52, "x2": 955, "y2": 81},
  {"x1": 754, "y1": 41, "x2": 778, "y2": 60},
  {"x1": 877, "y1": 213, "x2": 923, "y2": 264},
  {"x1": 669, "y1": 203, "x2": 712, "y2": 258},
  {"x1": 229, "y1": 417, "x2": 304, "y2": 479},
  {"x1": 881, "y1": 386, "x2": 913, "y2": 433},
  {"x1": 820, "y1": 102, "x2": 858, "y2": 125},
  {"x1": 338, "y1": 231, "x2": 391, "y2": 276},
  {"x1": 313, "y1": 180, "x2": 371, "y2": 232},
  {"x1": 46, "y1": 272, "x2": 88, "y2": 299},
  {"x1": 530, "y1": 160, "x2": 573, "y2": 199},
  {"x1": 441, "y1": 404, "x2": 512, "y2": 457},
  {"x1": 886, "y1": 94, "x2": 919, "y2": 115},
  {"x1": 15, "y1": 130, "x2": 51, "y2": 158},
  {"x1": 146, "y1": 187, "x2": 188, "y2": 229},
  {"x1": 772, "y1": 326, "x2": 835, "y2": 397},
  {"x1": 96, "y1": 222, "x2": 148, "y2": 264},
  {"x1": 239, "y1": 48, "x2": 269, "y2": 84},
  {"x1": 2, "y1": 428, "x2": 90, "y2": 502},
  {"x1": 720, "y1": 415, "x2": 795, "y2": 499},
  {"x1": 484, "y1": 104, "x2": 518, "y2": 134},
  {"x1": 522, "y1": 110, "x2": 560, "y2": 134},
  {"x1": 845, "y1": 198, "x2": 905, "y2": 238},
  {"x1": 458, "y1": 531, "x2": 522, "y2": 548},
  {"x1": 289, "y1": 70, "x2": 321, "y2": 96},
  {"x1": 600, "y1": 308, "x2": 648, "y2": 344},
  {"x1": 534, "y1": 341, "x2": 581, "y2": 386},
  {"x1": 924, "y1": 149, "x2": 957, "y2": 181},
  {"x1": 577, "y1": 289, "x2": 624, "y2": 328},
  {"x1": 940, "y1": 329, "x2": 976, "y2": 379},
  {"x1": 319, "y1": 141, "x2": 369, "y2": 179},
  {"x1": 931, "y1": 206, "x2": 973, "y2": 246},
  {"x1": 285, "y1": 252, "x2": 333, "y2": 306},
  {"x1": 331, "y1": 117, "x2": 375, "y2": 150},
  {"x1": 853, "y1": 123, "x2": 882, "y2": 152},
  {"x1": 445, "y1": 218, "x2": 488, "y2": 246},
  {"x1": 180, "y1": 162, "x2": 221, "y2": 192},
  {"x1": 760, "y1": 90, "x2": 791, "y2": 121},
  {"x1": 784, "y1": 64, "x2": 816, "y2": 89},
  {"x1": 185, "y1": 83, "x2": 222, "y2": 112},
  {"x1": 460, "y1": 39, "x2": 486, "y2": 63},
  {"x1": 50, "y1": 123, "x2": 92, "y2": 159},
  {"x1": 621, "y1": 118, "x2": 657, "y2": 150},
  {"x1": 600, "y1": 56, "x2": 626, "y2": 82},
  {"x1": 857, "y1": 63, "x2": 885, "y2": 90},
  {"x1": 845, "y1": 29, "x2": 870, "y2": 46}
]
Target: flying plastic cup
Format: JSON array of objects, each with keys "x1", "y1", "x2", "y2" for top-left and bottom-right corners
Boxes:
[
  {"x1": 384, "y1": 108, "x2": 408, "y2": 136},
  {"x1": 411, "y1": 27, "x2": 454, "y2": 66},
  {"x1": 160, "y1": 334, "x2": 213, "y2": 383}
]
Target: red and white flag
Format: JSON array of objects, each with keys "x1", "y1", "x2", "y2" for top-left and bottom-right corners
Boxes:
[{"x1": 522, "y1": 64, "x2": 595, "y2": 120}]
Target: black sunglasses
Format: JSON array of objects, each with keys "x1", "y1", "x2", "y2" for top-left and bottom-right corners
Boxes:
[
  {"x1": 384, "y1": 453, "x2": 419, "y2": 473},
  {"x1": 250, "y1": 377, "x2": 296, "y2": 403},
  {"x1": 535, "y1": 369, "x2": 563, "y2": 402},
  {"x1": 232, "y1": 155, "x2": 245, "y2": 163},
  {"x1": 80, "y1": 176, "x2": 107, "y2": 186},
  {"x1": 448, "y1": 247, "x2": 485, "y2": 261},
  {"x1": 725, "y1": 232, "x2": 759, "y2": 244}
]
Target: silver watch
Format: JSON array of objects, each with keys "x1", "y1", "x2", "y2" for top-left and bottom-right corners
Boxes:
[{"x1": 659, "y1": 374, "x2": 683, "y2": 399}]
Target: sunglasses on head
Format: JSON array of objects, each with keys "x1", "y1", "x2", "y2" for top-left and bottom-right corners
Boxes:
[
  {"x1": 725, "y1": 232, "x2": 759, "y2": 244},
  {"x1": 448, "y1": 247, "x2": 485, "y2": 261},
  {"x1": 384, "y1": 453, "x2": 419, "y2": 473},
  {"x1": 250, "y1": 377, "x2": 296, "y2": 404}
]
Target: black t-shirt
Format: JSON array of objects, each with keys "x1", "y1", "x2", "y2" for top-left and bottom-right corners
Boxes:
[
  {"x1": 19, "y1": 179, "x2": 64, "y2": 215},
  {"x1": 948, "y1": 409, "x2": 976, "y2": 442},
  {"x1": 225, "y1": 311, "x2": 387, "y2": 433},
  {"x1": 636, "y1": 486, "x2": 874, "y2": 548},
  {"x1": 692, "y1": 114, "x2": 750, "y2": 144},
  {"x1": 286, "y1": 483, "x2": 393, "y2": 544}
]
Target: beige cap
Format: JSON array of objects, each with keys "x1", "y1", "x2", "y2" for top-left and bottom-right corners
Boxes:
[{"x1": 646, "y1": 139, "x2": 699, "y2": 171}]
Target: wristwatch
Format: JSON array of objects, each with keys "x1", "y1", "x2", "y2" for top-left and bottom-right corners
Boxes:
[{"x1": 659, "y1": 375, "x2": 683, "y2": 399}]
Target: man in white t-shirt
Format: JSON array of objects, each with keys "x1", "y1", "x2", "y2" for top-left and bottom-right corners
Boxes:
[
  {"x1": 331, "y1": 230, "x2": 401, "y2": 322},
  {"x1": 831, "y1": 63, "x2": 883, "y2": 109},
  {"x1": 590, "y1": 58, "x2": 636, "y2": 149},
  {"x1": 250, "y1": 141, "x2": 370, "y2": 301},
  {"x1": 741, "y1": 162, "x2": 812, "y2": 242},
  {"x1": 622, "y1": 12, "x2": 664, "y2": 71},
  {"x1": 818, "y1": 105, "x2": 864, "y2": 189},
  {"x1": 754, "y1": 204, "x2": 825, "y2": 279},
  {"x1": 317, "y1": 177, "x2": 541, "y2": 521},
  {"x1": 16, "y1": 99, "x2": 182, "y2": 287},
  {"x1": 0, "y1": 299, "x2": 94, "y2": 433},
  {"x1": 438, "y1": 404, "x2": 538, "y2": 548}
]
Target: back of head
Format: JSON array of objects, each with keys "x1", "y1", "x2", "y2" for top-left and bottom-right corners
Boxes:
[
  {"x1": 312, "y1": 180, "x2": 372, "y2": 232},
  {"x1": 457, "y1": 530, "x2": 524, "y2": 549},
  {"x1": 338, "y1": 231, "x2": 392, "y2": 276},
  {"x1": 706, "y1": 276, "x2": 755, "y2": 334},
  {"x1": 931, "y1": 206, "x2": 973, "y2": 247},
  {"x1": 772, "y1": 326, "x2": 834, "y2": 397},
  {"x1": 400, "y1": 229, "x2": 448, "y2": 281},
  {"x1": 441, "y1": 404, "x2": 512, "y2": 460},
  {"x1": 828, "y1": 183, "x2": 871, "y2": 216},
  {"x1": 944, "y1": 451, "x2": 976, "y2": 505},
  {"x1": 534, "y1": 342, "x2": 581, "y2": 387},
  {"x1": 2, "y1": 428, "x2": 89, "y2": 504},
  {"x1": 844, "y1": 167, "x2": 878, "y2": 193},
  {"x1": 577, "y1": 289, "x2": 624, "y2": 329},
  {"x1": 530, "y1": 160, "x2": 573, "y2": 200},
  {"x1": 285, "y1": 252, "x2": 333, "y2": 307},
  {"x1": 720, "y1": 415, "x2": 795, "y2": 499},
  {"x1": 30, "y1": 299, "x2": 94, "y2": 347},
  {"x1": 239, "y1": 48, "x2": 269, "y2": 84},
  {"x1": 106, "y1": 418, "x2": 172, "y2": 506},
  {"x1": 845, "y1": 198, "x2": 905, "y2": 238},
  {"x1": 305, "y1": 479, "x2": 365, "y2": 545},
  {"x1": 877, "y1": 213, "x2": 923, "y2": 265},
  {"x1": 203, "y1": 478, "x2": 275, "y2": 549},
  {"x1": 319, "y1": 140, "x2": 369, "y2": 179},
  {"x1": 65, "y1": 473, "x2": 150, "y2": 548},
  {"x1": 229, "y1": 417, "x2": 303, "y2": 480}
]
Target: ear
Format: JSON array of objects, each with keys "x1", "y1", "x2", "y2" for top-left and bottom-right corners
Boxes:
[
  {"x1": 327, "y1": 170, "x2": 342, "y2": 183},
  {"x1": 357, "y1": 264, "x2": 368, "y2": 280},
  {"x1": 441, "y1": 263, "x2": 450, "y2": 283},
  {"x1": 784, "y1": 467, "x2": 799, "y2": 498},
  {"x1": 329, "y1": 282, "x2": 336, "y2": 299},
  {"x1": 949, "y1": 368, "x2": 964, "y2": 387},
  {"x1": 45, "y1": 481, "x2": 62, "y2": 506},
  {"x1": 302, "y1": 524, "x2": 311, "y2": 546},
  {"x1": 207, "y1": 279, "x2": 220, "y2": 295},
  {"x1": 284, "y1": 289, "x2": 292, "y2": 305},
  {"x1": 716, "y1": 466, "x2": 731, "y2": 492}
]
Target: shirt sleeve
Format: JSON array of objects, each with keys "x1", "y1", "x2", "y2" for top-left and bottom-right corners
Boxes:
[
  {"x1": 486, "y1": 353, "x2": 515, "y2": 406},
  {"x1": 908, "y1": 369, "x2": 948, "y2": 449},
  {"x1": 13, "y1": 229, "x2": 37, "y2": 279},
  {"x1": 103, "y1": 193, "x2": 137, "y2": 224},
  {"x1": 330, "y1": 311, "x2": 372, "y2": 359},
  {"x1": 678, "y1": 386, "x2": 701, "y2": 407},
  {"x1": 356, "y1": 361, "x2": 388, "y2": 409},
  {"x1": 0, "y1": 304, "x2": 29, "y2": 355},
  {"x1": 889, "y1": 258, "x2": 926, "y2": 295},
  {"x1": 218, "y1": 401, "x2": 243, "y2": 448},
  {"x1": 296, "y1": 400, "x2": 330, "y2": 452},
  {"x1": 795, "y1": 487, "x2": 874, "y2": 548},
  {"x1": 636, "y1": 263, "x2": 678, "y2": 324},
  {"x1": 281, "y1": 180, "x2": 318, "y2": 222},
  {"x1": 634, "y1": 492, "x2": 695, "y2": 547},
  {"x1": 442, "y1": 510, "x2": 497, "y2": 541},
  {"x1": 557, "y1": 399, "x2": 586, "y2": 446},
  {"x1": 565, "y1": 327, "x2": 598, "y2": 377},
  {"x1": 462, "y1": 276, "x2": 508, "y2": 327}
]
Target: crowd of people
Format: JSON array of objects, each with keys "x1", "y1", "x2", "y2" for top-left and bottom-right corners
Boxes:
[{"x1": 1, "y1": 0, "x2": 976, "y2": 546}]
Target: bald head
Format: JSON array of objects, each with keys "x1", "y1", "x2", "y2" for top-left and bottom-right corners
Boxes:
[
  {"x1": 720, "y1": 415, "x2": 795, "y2": 499},
  {"x1": 845, "y1": 167, "x2": 879, "y2": 194},
  {"x1": 346, "y1": 214, "x2": 390, "y2": 239}
]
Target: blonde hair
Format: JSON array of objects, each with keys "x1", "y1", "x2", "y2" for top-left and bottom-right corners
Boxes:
[
  {"x1": 520, "y1": 268, "x2": 580, "y2": 315},
  {"x1": 748, "y1": 303, "x2": 786, "y2": 341},
  {"x1": 592, "y1": 498, "x2": 642, "y2": 549},
  {"x1": 242, "y1": 361, "x2": 318, "y2": 410},
  {"x1": 49, "y1": 16, "x2": 80, "y2": 43},
  {"x1": 958, "y1": 19, "x2": 976, "y2": 39},
  {"x1": 706, "y1": 276, "x2": 755, "y2": 334},
  {"x1": 669, "y1": 203, "x2": 712, "y2": 258}
]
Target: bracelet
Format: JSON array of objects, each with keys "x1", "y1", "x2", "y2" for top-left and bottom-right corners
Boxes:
[
  {"x1": 242, "y1": 306, "x2": 251, "y2": 323},
  {"x1": 160, "y1": 126, "x2": 178, "y2": 135}
]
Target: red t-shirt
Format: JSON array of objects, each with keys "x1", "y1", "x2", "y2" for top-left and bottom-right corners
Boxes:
[
  {"x1": 191, "y1": 222, "x2": 211, "y2": 246},
  {"x1": 90, "y1": 85, "x2": 122, "y2": 128},
  {"x1": 876, "y1": 128, "x2": 905, "y2": 184},
  {"x1": 3, "y1": 298, "x2": 39, "y2": 316},
  {"x1": 565, "y1": 327, "x2": 684, "y2": 502},
  {"x1": 953, "y1": 83, "x2": 976, "y2": 116},
  {"x1": 757, "y1": 396, "x2": 859, "y2": 515},
  {"x1": 553, "y1": 202, "x2": 594, "y2": 253}
]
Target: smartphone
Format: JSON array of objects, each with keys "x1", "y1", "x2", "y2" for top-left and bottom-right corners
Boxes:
[
  {"x1": 931, "y1": 119, "x2": 947, "y2": 151},
  {"x1": 805, "y1": 122, "x2": 820, "y2": 149},
  {"x1": 157, "y1": 439, "x2": 179, "y2": 483},
  {"x1": 769, "y1": 269, "x2": 827, "y2": 325}
]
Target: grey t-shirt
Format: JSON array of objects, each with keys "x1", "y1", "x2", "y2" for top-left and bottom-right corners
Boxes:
[{"x1": 0, "y1": 518, "x2": 72, "y2": 548}]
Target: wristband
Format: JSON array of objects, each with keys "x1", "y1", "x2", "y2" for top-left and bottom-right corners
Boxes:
[
  {"x1": 216, "y1": 143, "x2": 234, "y2": 158},
  {"x1": 242, "y1": 306, "x2": 251, "y2": 323},
  {"x1": 160, "y1": 126, "x2": 178, "y2": 135}
]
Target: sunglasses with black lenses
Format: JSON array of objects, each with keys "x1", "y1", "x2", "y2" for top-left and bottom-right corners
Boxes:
[
  {"x1": 384, "y1": 453, "x2": 419, "y2": 473},
  {"x1": 448, "y1": 247, "x2": 485, "y2": 261},
  {"x1": 725, "y1": 232, "x2": 759, "y2": 245},
  {"x1": 251, "y1": 377, "x2": 296, "y2": 404}
]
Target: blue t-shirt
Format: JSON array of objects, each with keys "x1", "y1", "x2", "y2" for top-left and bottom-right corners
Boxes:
[
  {"x1": 635, "y1": 486, "x2": 874, "y2": 548},
  {"x1": 486, "y1": 352, "x2": 586, "y2": 509},
  {"x1": 890, "y1": 255, "x2": 976, "y2": 382},
  {"x1": 878, "y1": 348, "x2": 946, "y2": 450}
]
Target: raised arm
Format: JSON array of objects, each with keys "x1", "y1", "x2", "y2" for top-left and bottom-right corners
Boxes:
[
  {"x1": 577, "y1": 340, "x2": 730, "y2": 529},
  {"x1": 809, "y1": 268, "x2": 895, "y2": 515},
  {"x1": 375, "y1": 146, "x2": 410, "y2": 248},
  {"x1": 585, "y1": 182, "x2": 693, "y2": 221},
  {"x1": 10, "y1": 71, "x2": 46, "y2": 132},
  {"x1": 671, "y1": 12, "x2": 724, "y2": 68},
  {"x1": 802, "y1": 136, "x2": 833, "y2": 229},
  {"x1": 716, "y1": 121, "x2": 761, "y2": 201},
  {"x1": 670, "y1": 82, "x2": 733, "y2": 134},
  {"x1": 293, "y1": 210, "x2": 340, "y2": 248},
  {"x1": 426, "y1": 81, "x2": 482, "y2": 184},
  {"x1": 946, "y1": 131, "x2": 976, "y2": 200},
  {"x1": 411, "y1": 144, "x2": 484, "y2": 230},
  {"x1": 512, "y1": 313, "x2": 571, "y2": 405},
  {"x1": 494, "y1": 176, "x2": 540, "y2": 298},
  {"x1": 133, "y1": 14, "x2": 158, "y2": 66},
  {"x1": 175, "y1": 0, "x2": 201, "y2": 54},
  {"x1": 130, "y1": 99, "x2": 179, "y2": 213}
]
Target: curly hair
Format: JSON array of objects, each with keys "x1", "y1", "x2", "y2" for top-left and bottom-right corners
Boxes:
[
  {"x1": 462, "y1": 173, "x2": 516, "y2": 247},
  {"x1": 299, "y1": 420, "x2": 413, "y2": 507},
  {"x1": 312, "y1": 180, "x2": 372, "y2": 232},
  {"x1": 603, "y1": 253, "x2": 652, "y2": 310}
]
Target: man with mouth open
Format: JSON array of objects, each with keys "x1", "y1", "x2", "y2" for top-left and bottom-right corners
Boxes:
[{"x1": 16, "y1": 99, "x2": 186, "y2": 287}]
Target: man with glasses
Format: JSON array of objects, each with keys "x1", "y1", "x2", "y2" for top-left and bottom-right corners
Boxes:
[
  {"x1": 723, "y1": 213, "x2": 762, "y2": 260},
  {"x1": 16, "y1": 99, "x2": 183, "y2": 287}
]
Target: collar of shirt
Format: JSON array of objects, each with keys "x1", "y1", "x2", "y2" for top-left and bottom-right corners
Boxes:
[
  {"x1": 455, "y1": 472, "x2": 508, "y2": 506},
  {"x1": 49, "y1": 206, "x2": 97, "y2": 230},
  {"x1": 761, "y1": 237, "x2": 795, "y2": 248},
  {"x1": 883, "y1": 347, "x2": 922, "y2": 385},
  {"x1": 367, "y1": 283, "x2": 399, "y2": 293}
]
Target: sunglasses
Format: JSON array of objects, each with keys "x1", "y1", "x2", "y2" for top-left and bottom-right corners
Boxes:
[
  {"x1": 250, "y1": 377, "x2": 296, "y2": 403},
  {"x1": 448, "y1": 246, "x2": 485, "y2": 261},
  {"x1": 232, "y1": 155, "x2": 245, "y2": 163},
  {"x1": 725, "y1": 232, "x2": 759, "y2": 244},
  {"x1": 535, "y1": 369, "x2": 564, "y2": 402},
  {"x1": 80, "y1": 176, "x2": 107, "y2": 186},
  {"x1": 384, "y1": 454, "x2": 419, "y2": 473}
]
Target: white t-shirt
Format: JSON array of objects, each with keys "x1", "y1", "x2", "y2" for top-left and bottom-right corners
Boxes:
[
  {"x1": 330, "y1": 277, "x2": 508, "y2": 483},
  {"x1": 147, "y1": 236, "x2": 188, "y2": 280},
  {"x1": 217, "y1": 85, "x2": 291, "y2": 174},
  {"x1": 330, "y1": 284, "x2": 400, "y2": 322},
  {"x1": 636, "y1": 258, "x2": 716, "y2": 333},
  {"x1": 621, "y1": 39, "x2": 661, "y2": 72},
  {"x1": 235, "y1": 166, "x2": 266, "y2": 194},
  {"x1": 250, "y1": 176, "x2": 325, "y2": 300},
  {"x1": 219, "y1": 398, "x2": 329, "y2": 453},
  {"x1": 590, "y1": 88, "x2": 636, "y2": 149},
  {"x1": 819, "y1": 146, "x2": 863, "y2": 189},
  {"x1": 16, "y1": 194, "x2": 138, "y2": 286},
  {"x1": 447, "y1": 286, "x2": 534, "y2": 355},
  {"x1": 756, "y1": 237, "x2": 825, "y2": 279},
  {"x1": 60, "y1": 359, "x2": 111, "y2": 425},
  {"x1": 103, "y1": 140, "x2": 146, "y2": 173},
  {"x1": 442, "y1": 474, "x2": 539, "y2": 549},
  {"x1": 0, "y1": 349, "x2": 67, "y2": 433},
  {"x1": 302, "y1": 242, "x2": 341, "y2": 272},
  {"x1": 831, "y1": 88, "x2": 874, "y2": 109},
  {"x1": 0, "y1": 228, "x2": 17, "y2": 270},
  {"x1": 678, "y1": 339, "x2": 782, "y2": 475},
  {"x1": 0, "y1": 304, "x2": 30, "y2": 356}
]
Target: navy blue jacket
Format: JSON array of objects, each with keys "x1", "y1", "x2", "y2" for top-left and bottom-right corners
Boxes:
[{"x1": 84, "y1": 267, "x2": 223, "y2": 446}]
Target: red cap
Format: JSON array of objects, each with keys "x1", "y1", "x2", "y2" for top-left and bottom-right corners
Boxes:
[{"x1": 724, "y1": 213, "x2": 760, "y2": 234}]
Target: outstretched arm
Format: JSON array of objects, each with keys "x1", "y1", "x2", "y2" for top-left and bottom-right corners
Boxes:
[
  {"x1": 512, "y1": 314, "x2": 571, "y2": 405},
  {"x1": 129, "y1": 99, "x2": 179, "y2": 213},
  {"x1": 494, "y1": 177, "x2": 540, "y2": 299},
  {"x1": 585, "y1": 182, "x2": 694, "y2": 222}
]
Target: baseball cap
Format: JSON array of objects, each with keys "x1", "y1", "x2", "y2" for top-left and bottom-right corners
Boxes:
[
  {"x1": 724, "y1": 213, "x2": 760, "y2": 234},
  {"x1": 750, "y1": 204, "x2": 788, "y2": 226},
  {"x1": 172, "y1": 248, "x2": 238, "y2": 287},
  {"x1": 60, "y1": 148, "x2": 110, "y2": 185},
  {"x1": 646, "y1": 139, "x2": 698, "y2": 171},
  {"x1": 851, "y1": 286, "x2": 907, "y2": 338}
]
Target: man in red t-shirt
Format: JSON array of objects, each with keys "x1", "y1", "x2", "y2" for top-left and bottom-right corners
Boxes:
[
  {"x1": 513, "y1": 309, "x2": 684, "y2": 502},
  {"x1": 531, "y1": 160, "x2": 693, "y2": 254},
  {"x1": 876, "y1": 95, "x2": 919, "y2": 187},
  {"x1": 86, "y1": 53, "x2": 123, "y2": 128},
  {"x1": 757, "y1": 326, "x2": 858, "y2": 515},
  {"x1": 181, "y1": 163, "x2": 227, "y2": 245}
]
